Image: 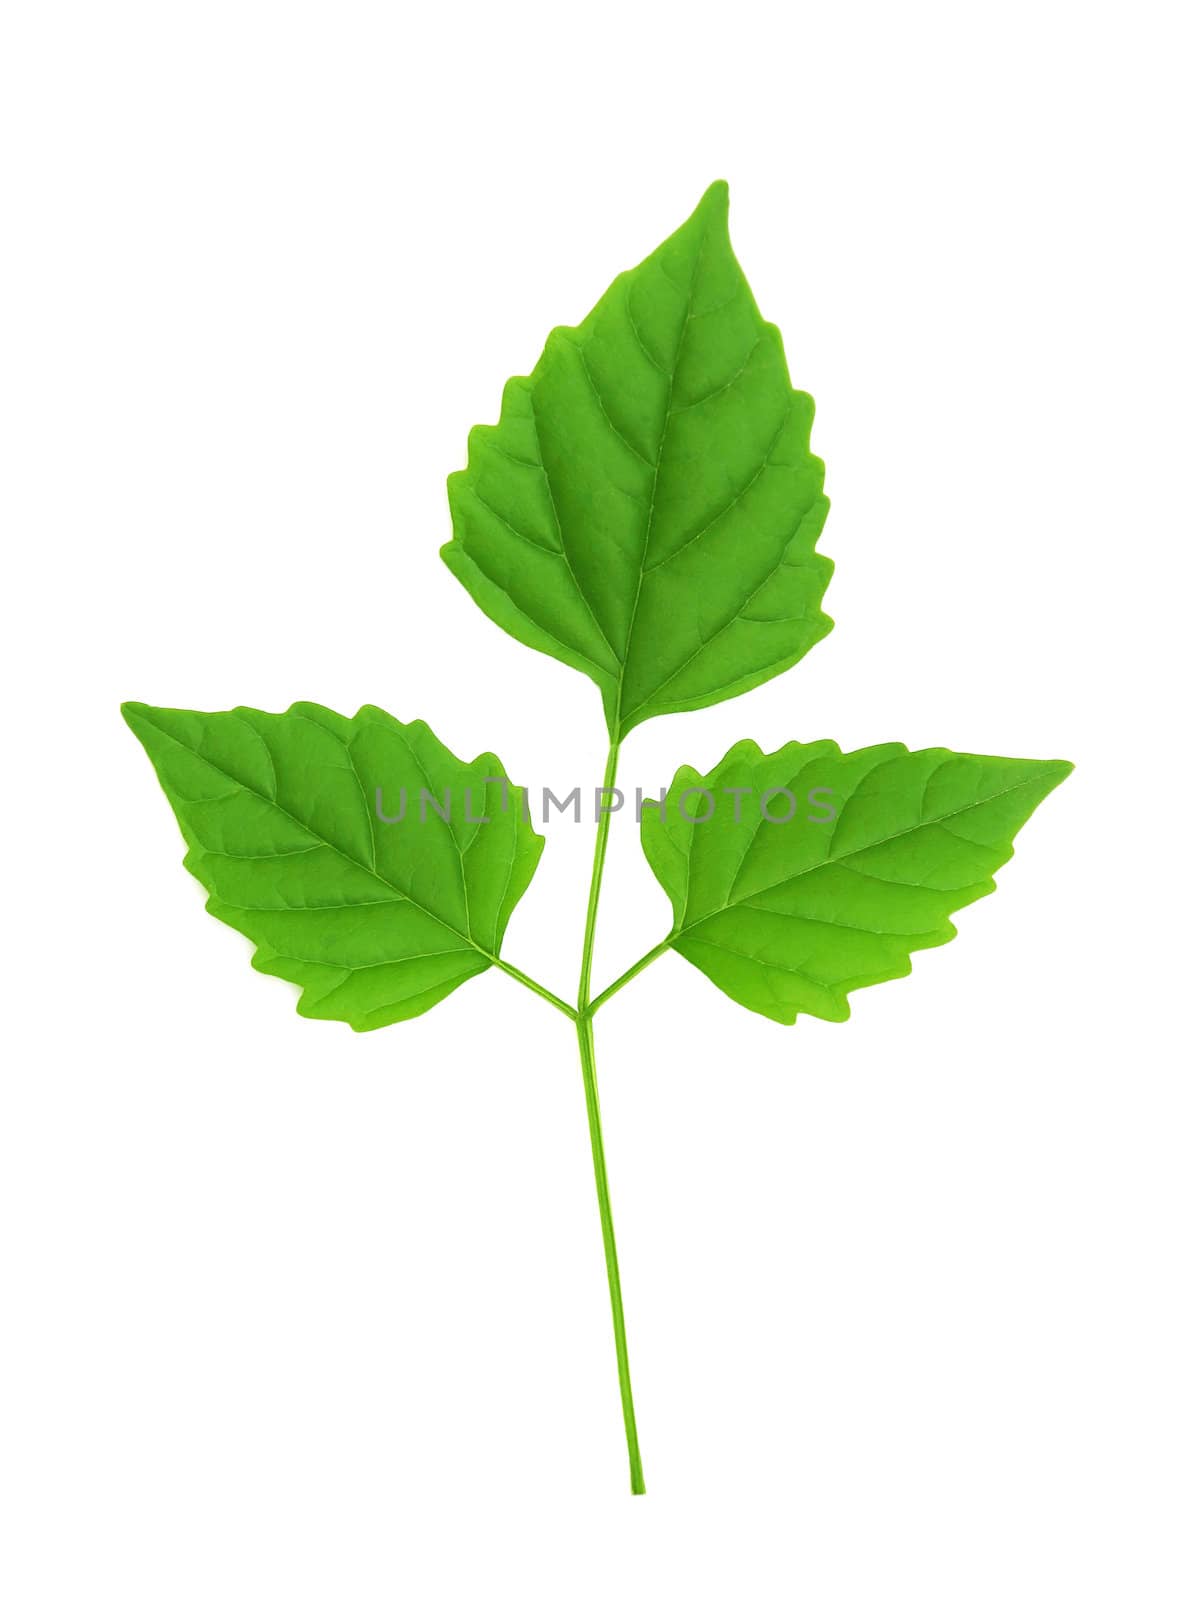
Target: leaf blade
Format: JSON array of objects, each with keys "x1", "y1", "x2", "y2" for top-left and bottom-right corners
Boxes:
[
  {"x1": 641, "y1": 739, "x2": 1071, "y2": 1024},
  {"x1": 123, "y1": 701, "x2": 543, "y2": 1031},
  {"x1": 444, "y1": 182, "x2": 833, "y2": 738}
]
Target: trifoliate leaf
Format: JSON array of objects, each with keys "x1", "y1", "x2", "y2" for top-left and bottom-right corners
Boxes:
[
  {"x1": 123, "y1": 702, "x2": 543, "y2": 1031},
  {"x1": 443, "y1": 181, "x2": 833, "y2": 741},
  {"x1": 640, "y1": 739, "x2": 1071, "y2": 1024}
]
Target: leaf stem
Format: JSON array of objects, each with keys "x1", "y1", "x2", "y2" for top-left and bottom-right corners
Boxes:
[
  {"x1": 588, "y1": 936, "x2": 674, "y2": 1015},
  {"x1": 575, "y1": 740, "x2": 645, "y2": 1493},
  {"x1": 575, "y1": 1015, "x2": 645, "y2": 1493},
  {"x1": 577, "y1": 741, "x2": 621, "y2": 1011},
  {"x1": 490, "y1": 955, "x2": 577, "y2": 1020}
]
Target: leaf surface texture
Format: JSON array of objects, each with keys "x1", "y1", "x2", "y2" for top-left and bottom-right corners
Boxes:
[
  {"x1": 123, "y1": 701, "x2": 543, "y2": 1030},
  {"x1": 641, "y1": 739, "x2": 1072, "y2": 1023},
  {"x1": 444, "y1": 182, "x2": 833, "y2": 738}
]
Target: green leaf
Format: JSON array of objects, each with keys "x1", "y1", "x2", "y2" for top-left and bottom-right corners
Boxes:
[
  {"x1": 123, "y1": 701, "x2": 544, "y2": 1031},
  {"x1": 443, "y1": 181, "x2": 833, "y2": 741},
  {"x1": 119, "y1": 182, "x2": 1075, "y2": 1496},
  {"x1": 641, "y1": 739, "x2": 1072, "y2": 1024}
]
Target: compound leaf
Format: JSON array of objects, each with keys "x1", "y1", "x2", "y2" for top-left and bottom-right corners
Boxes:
[
  {"x1": 444, "y1": 181, "x2": 833, "y2": 741},
  {"x1": 123, "y1": 701, "x2": 543, "y2": 1031},
  {"x1": 641, "y1": 739, "x2": 1071, "y2": 1024}
]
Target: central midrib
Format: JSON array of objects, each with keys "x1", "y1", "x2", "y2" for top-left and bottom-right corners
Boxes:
[{"x1": 611, "y1": 233, "x2": 709, "y2": 738}]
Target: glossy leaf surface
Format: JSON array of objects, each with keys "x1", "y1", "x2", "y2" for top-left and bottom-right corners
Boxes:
[
  {"x1": 641, "y1": 739, "x2": 1072, "y2": 1023},
  {"x1": 123, "y1": 702, "x2": 543, "y2": 1030},
  {"x1": 444, "y1": 181, "x2": 833, "y2": 739}
]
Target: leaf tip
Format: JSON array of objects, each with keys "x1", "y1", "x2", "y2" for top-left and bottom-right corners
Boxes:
[
  {"x1": 1029, "y1": 757, "x2": 1074, "y2": 800},
  {"x1": 692, "y1": 179, "x2": 730, "y2": 230}
]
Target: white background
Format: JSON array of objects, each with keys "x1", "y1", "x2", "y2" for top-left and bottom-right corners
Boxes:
[{"x1": 2, "y1": 3, "x2": 1201, "y2": 1595}]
